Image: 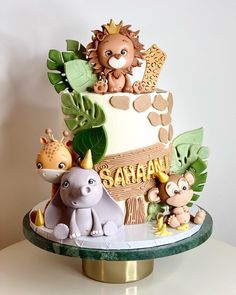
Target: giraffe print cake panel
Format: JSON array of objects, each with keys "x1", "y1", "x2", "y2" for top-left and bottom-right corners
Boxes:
[{"x1": 67, "y1": 90, "x2": 174, "y2": 155}]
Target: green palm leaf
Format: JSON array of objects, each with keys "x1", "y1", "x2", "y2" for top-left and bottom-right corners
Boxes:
[
  {"x1": 171, "y1": 128, "x2": 209, "y2": 174},
  {"x1": 64, "y1": 60, "x2": 98, "y2": 93},
  {"x1": 72, "y1": 126, "x2": 108, "y2": 164},
  {"x1": 61, "y1": 92, "x2": 106, "y2": 134},
  {"x1": 187, "y1": 158, "x2": 208, "y2": 207},
  {"x1": 47, "y1": 40, "x2": 86, "y2": 93}
]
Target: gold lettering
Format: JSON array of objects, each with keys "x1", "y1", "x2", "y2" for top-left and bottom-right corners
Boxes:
[
  {"x1": 114, "y1": 167, "x2": 126, "y2": 187},
  {"x1": 146, "y1": 160, "x2": 156, "y2": 180},
  {"x1": 136, "y1": 163, "x2": 146, "y2": 183},
  {"x1": 158, "y1": 157, "x2": 166, "y2": 172},
  {"x1": 99, "y1": 156, "x2": 169, "y2": 189},
  {"x1": 99, "y1": 169, "x2": 114, "y2": 188},
  {"x1": 154, "y1": 159, "x2": 161, "y2": 174},
  {"x1": 123, "y1": 165, "x2": 137, "y2": 184},
  {"x1": 154, "y1": 157, "x2": 167, "y2": 174},
  {"x1": 164, "y1": 155, "x2": 169, "y2": 172}
]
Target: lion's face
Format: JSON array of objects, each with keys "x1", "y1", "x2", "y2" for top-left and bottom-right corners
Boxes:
[{"x1": 97, "y1": 34, "x2": 134, "y2": 70}]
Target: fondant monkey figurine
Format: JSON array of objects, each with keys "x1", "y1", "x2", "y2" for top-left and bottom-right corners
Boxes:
[
  {"x1": 148, "y1": 171, "x2": 206, "y2": 230},
  {"x1": 86, "y1": 20, "x2": 145, "y2": 94}
]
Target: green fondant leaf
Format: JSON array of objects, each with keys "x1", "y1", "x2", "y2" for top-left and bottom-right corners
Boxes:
[
  {"x1": 62, "y1": 51, "x2": 77, "y2": 62},
  {"x1": 197, "y1": 146, "x2": 210, "y2": 159},
  {"x1": 65, "y1": 60, "x2": 98, "y2": 93},
  {"x1": 47, "y1": 40, "x2": 86, "y2": 93},
  {"x1": 72, "y1": 126, "x2": 108, "y2": 164},
  {"x1": 147, "y1": 203, "x2": 169, "y2": 221},
  {"x1": 55, "y1": 82, "x2": 68, "y2": 93},
  {"x1": 171, "y1": 128, "x2": 210, "y2": 174},
  {"x1": 191, "y1": 193, "x2": 200, "y2": 202},
  {"x1": 66, "y1": 40, "x2": 86, "y2": 59},
  {"x1": 171, "y1": 143, "x2": 200, "y2": 174},
  {"x1": 61, "y1": 92, "x2": 106, "y2": 134},
  {"x1": 47, "y1": 59, "x2": 60, "y2": 71},
  {"x1": 48, "y1": 72, "x2": 63, "y2": 85},
  {"x1": 48, "y1": 49, "x2": 64, "y2": 66},
  {"x1": 188, "y1": 158, "x2": 208, "y2": 193},
  {"x1": 172, "y1": 128, "x2": 204, "y2": 147},
  {"x1": 64, "y1": 118, "x2": 79, "y2": 131}
]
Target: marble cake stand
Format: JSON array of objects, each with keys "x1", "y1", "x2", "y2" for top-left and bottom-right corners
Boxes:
[{"x1": 23, "y1": 211, "x2": 212, "y2": 283}]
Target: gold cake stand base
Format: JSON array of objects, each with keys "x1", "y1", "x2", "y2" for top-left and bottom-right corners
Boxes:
[
  {"x1": 23, "y1": 211, "x2": 213, "y2": 284},
  {"x1": 82, "y1": 259, "x2": 154, "y2": 283}
]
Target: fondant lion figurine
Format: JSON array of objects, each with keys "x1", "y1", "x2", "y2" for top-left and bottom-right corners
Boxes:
[{"x1": 86, "y1": 20, "x2": 145, "y2": 94}]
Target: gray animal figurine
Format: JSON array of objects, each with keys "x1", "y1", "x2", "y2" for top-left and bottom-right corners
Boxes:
[{"x1": 44, "y1": 166, "x2": 124, "y2": 240}]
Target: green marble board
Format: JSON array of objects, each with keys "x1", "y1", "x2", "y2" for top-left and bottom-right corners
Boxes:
[{"x1": 23, "y1": 211, "x2": 213, "y2": 261}]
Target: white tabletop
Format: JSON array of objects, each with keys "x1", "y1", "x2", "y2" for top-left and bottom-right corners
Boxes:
[{"x1": 0, "y1": 239, "x2": 235, "y2": 295}]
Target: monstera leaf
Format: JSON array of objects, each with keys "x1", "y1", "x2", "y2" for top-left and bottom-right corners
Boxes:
[
  {"x1": 172, "y1": 127, "x2": 204, "y2": 146},
  {"x1": 61, "y1": 92, "x2": 106, "y2": 134},
  {"x1": 187, "y1": 158, "x2": 208, "y2": 207},
  {"x1": 65, "y1": 39, "x2": 86, "y2": 60},
  {"x1": 171, "y1": 128, "x2": 209, "y2": 174},
  {"x1": 72, "y1": 126, "x2": 108, "y2": 164},
  {"x1": 47, "y1": 40, "x2": 86, "y2": 93},
  {"x1": 64, "y1": 60, "x2": 98, "y2": 93}
]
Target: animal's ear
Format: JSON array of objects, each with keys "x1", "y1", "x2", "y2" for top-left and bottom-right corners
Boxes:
[
  {"x1": 65, "y1": 140, "x2": 72, "y2": 148},
  {"x1": 184, "y1": 171, "x2": 195, "y2": 186},
  {"x1": 44, "y1": 190, "x2": 72, "y2": 228},
  {"x1": 40, "y1": 136, "x2": 48, "y2": 145},
  {"x1": 147, "y1": 188, "x2": 161, "y2": 203}
]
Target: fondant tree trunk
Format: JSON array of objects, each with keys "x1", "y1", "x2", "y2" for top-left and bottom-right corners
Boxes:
[{"x1": 125, "y1": 197, "x2": 146, "y2": 224}]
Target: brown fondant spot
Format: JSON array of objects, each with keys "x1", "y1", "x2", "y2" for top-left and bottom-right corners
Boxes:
[
  {"x1": 161, "y1": 113, "x2": 172, "y2": 126},
  {"x1": 147, "y1": 112, "x2": 161, "y2": 126},
  {"x1": 153, "y1": 94, "x2": 167, "y2": 111},
  {"x1": 159, "y1": 128, "x2": 168, "y2": 144},
  {"x1": 168, "y1": 124, "x2": 173, "y2": 141},
  {"x1": 133, "y1": 94, "x2": 151, "y2": 112},
  {"x1": 167, "y1": 92, "x2": 173, "y2": 113},
  {"x1": 110, "y1": 96, "x2": 130, "y2": 110}
]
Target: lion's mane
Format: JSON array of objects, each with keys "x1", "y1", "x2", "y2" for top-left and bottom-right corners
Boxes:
[{"x1": 86, "y1": 24, "x2": 145, "y2": 76}]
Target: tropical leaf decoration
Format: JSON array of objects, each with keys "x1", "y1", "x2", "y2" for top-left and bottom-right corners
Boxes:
[
  {"x1": 170, "y1": 128, "x2": 209, "y2": 207},
  {"x1": 72, "y1": 126, "x2": 108, "y2": 164},
  {"x1": 61, "y1": 91, "x2": 106, "y2": 134},
  {"x1": 64, "y1": 60, "x2": 98, "y2": 93},
  {"x1": 171, "y1": 127, "x2": 204, "y2": 146},
  {"x1": 171, "y1": 128, "x2": 209, "y2": 174},
  {"x1": 147, "y1": 203, "x2": 169, "y2": 221},
  {"x1": 65, "y1": 40, "x2": 86, "y2": 60},
  {"x1": 47, "y1": 40, "x2": 87, "y2": 93},
  {"x1": 187, "y1": 158, "x2": 208, "y2": 207}
]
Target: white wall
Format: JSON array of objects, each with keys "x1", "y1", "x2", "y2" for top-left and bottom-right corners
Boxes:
[{"x1": 0, "y1": 0, "x2": 235, "y2": 249}]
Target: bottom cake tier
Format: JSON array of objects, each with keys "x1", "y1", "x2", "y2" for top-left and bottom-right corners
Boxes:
[{"x1": 29, "y1": 201, "x2": 206, "y2": 251}]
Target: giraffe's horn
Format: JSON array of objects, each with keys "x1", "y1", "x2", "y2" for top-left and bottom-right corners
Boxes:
[{"x1": 80, "y1": 150, "x2": 93, "y2": 170}]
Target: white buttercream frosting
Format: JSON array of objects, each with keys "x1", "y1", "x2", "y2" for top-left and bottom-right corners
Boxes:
[{"x1": 60, "y1": 90, "x2": 172, "y2": 155}]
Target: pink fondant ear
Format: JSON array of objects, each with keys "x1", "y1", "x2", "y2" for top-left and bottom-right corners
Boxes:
[
  {"x1": 65, "y1": 140, "x2": 72, "y2": 148},
  {"x1": 147, "y1": 188, "x2": 161, "y2": 203},
  {"x1": 40, "y1": 136, "x2": 48, "y2": 145},
  {"x1": 184, "y1": 171, "x2": 195, "y2": 186}
]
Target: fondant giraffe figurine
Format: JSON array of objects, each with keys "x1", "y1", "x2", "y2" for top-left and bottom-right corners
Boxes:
[{"x1": 36, "y1": 128, "x2": 73, "y2": 197}]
